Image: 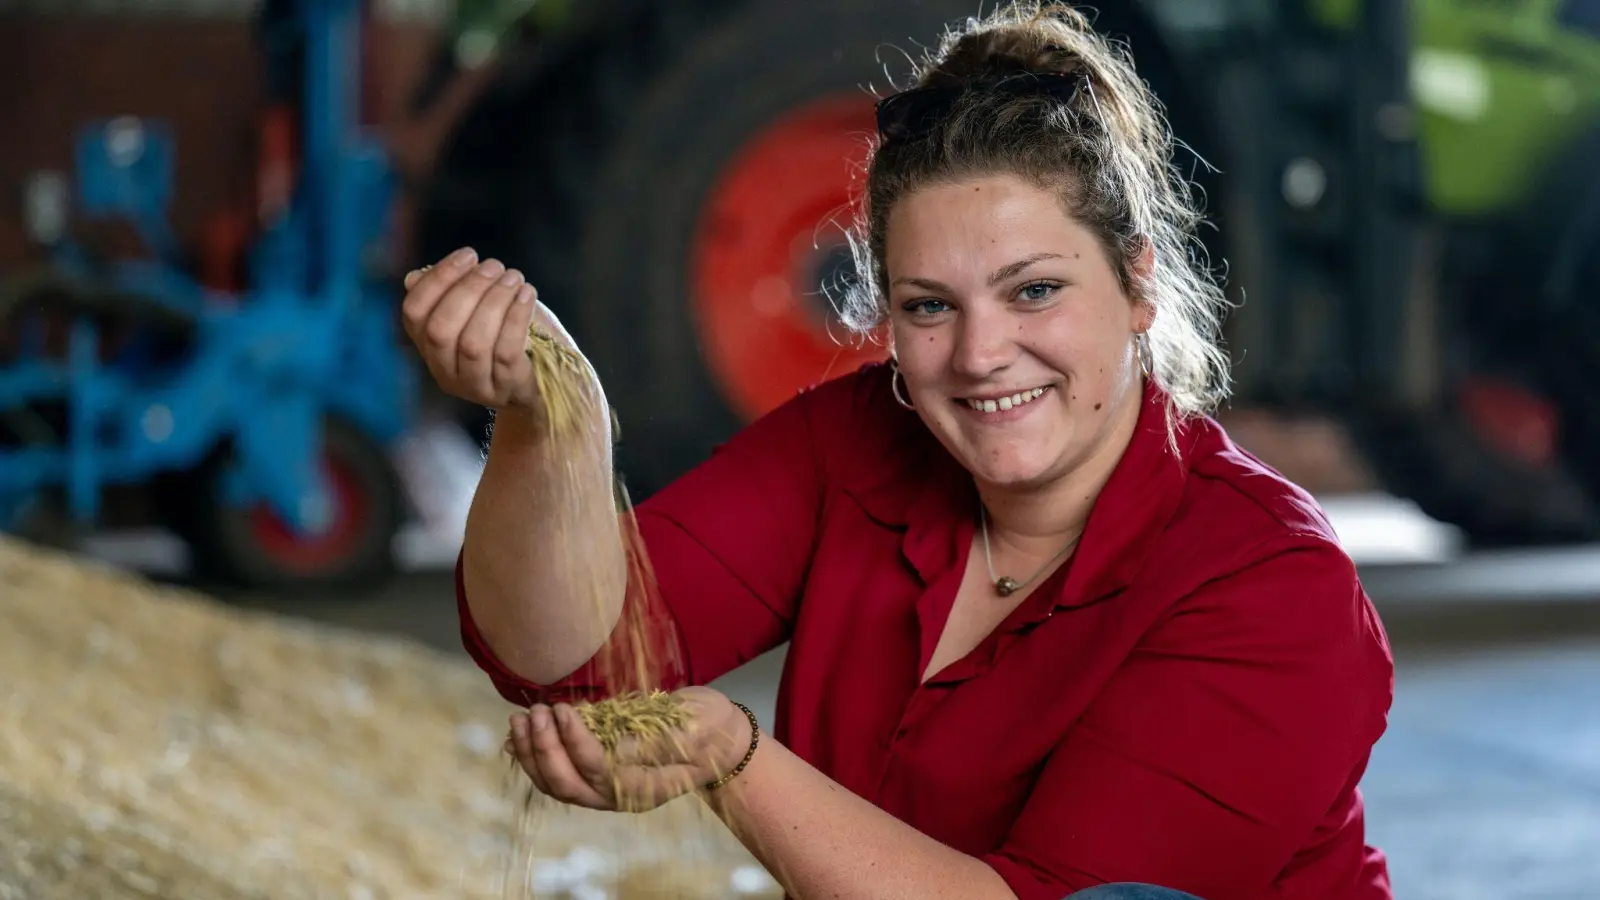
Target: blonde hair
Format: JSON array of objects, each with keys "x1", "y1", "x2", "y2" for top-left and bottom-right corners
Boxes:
[{"x1": 841, "y1": 1, "x2": 1233, "y2": 432}]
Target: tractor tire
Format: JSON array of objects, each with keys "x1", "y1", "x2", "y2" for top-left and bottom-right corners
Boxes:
[
  {"x1": 422, "y1": 0, "x2": 1220, "y2": 499},
  {"x1": 175, "y1": 417, "x2": 405, "y2": 589},
  {"x1": 1348, "y1": 223, "x2": 1600, "y2": 549},
  {"x1": 1351, "y1": 400, "x2": 1600, "y2": 549}
]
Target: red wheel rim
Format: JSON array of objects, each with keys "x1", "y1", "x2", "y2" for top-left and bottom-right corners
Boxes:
[
  {"x1": 1458, "y1": 377, "x2": 1560, "y2": 469},
  {"x1": 247, "y1": 454, "x2": 369, "y2": 575},
  {"x1": 690, "y1": 94, "x2": 889, "y2": 422}
]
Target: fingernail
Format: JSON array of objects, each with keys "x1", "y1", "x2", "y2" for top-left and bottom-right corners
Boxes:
[
  {"x1": 477, "y1": 259, "x2": 505, "y2": 278},
  {"x1": 516, "y1": 284, "x2": 533, "y2": 303},
  {"x1": 530, "y1": 707, "x2": 550, "y2": 732},
  {"x1": 554, "y1": 705, "x2": 570, "y2": 728},
  {"x1": 449, "y1": 246, "x2": 477, "y2": 265},
  {"x1": 498, "y1": 269, "x2": 522, "y2": 287}
]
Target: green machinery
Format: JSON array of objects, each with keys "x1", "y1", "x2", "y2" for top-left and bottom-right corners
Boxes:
[{"x1": 416, "y1": 0, "x2": 1600, "y2": 548}]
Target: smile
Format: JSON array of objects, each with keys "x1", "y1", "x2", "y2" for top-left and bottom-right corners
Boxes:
[{"x1": 962, "y1": 386, "x2": 1049, "y2": 413}]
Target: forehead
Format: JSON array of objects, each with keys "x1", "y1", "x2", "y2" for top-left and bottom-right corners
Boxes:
[{"x1": 883, "y1": 174, "x2": 1102, "y2": 274}]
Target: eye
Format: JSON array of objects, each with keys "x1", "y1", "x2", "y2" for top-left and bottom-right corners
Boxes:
[
  {"x1": 1016, "y1": 280, "x2": 1062, "y2": 304},
  {"x1": 902, "y1": 298, "x2": 951, "y2": 317}
]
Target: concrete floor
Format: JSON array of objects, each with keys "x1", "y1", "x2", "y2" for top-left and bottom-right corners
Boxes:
[{"x1": 1359, "y1": 639, "x2": 1600, "y2": 900}]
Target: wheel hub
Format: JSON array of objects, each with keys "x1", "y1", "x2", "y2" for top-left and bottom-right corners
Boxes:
[
  {"x1": 690, "y1": 94, "x2": 889, "y2": 423},
  {"x1": 247, "y1": 454, "x2": 368, "y2": 576}
]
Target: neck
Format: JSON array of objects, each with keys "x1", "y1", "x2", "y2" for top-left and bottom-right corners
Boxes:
[{"x1": 976, "y1": 383, "x2": 1145, "y2": 558}]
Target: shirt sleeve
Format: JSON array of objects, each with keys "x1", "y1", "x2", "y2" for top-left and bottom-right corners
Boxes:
[
  {"x1": 982, "y1": 540, "x2": 1395, "y2": 900},
  {"x1": 457, "y1": 379, "x2": 838, "y2": 707}
]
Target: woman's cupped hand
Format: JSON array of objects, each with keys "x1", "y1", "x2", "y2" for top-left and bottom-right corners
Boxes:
[{"x1": 506, "y1": 686, "x2": 753, "y2": 812}]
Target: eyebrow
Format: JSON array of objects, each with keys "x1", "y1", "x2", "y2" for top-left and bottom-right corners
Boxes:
[{"x1": 890, "y1": 252, "x2": 1066, "y2": 292}]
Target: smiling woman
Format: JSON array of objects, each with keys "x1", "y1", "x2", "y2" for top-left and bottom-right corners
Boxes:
[{"x1": 401, "y1": 3, "x2": 1396, "y2": 900}]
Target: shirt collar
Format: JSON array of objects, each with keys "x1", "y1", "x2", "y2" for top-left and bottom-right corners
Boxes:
[{"x1": 843, "y1": 373, "x2": 1196, "y2": 609}]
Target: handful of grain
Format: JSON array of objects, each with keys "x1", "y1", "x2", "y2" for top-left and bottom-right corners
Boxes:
[{"x1": 577, "y1": 691, "x2": 695, "y2": 755}]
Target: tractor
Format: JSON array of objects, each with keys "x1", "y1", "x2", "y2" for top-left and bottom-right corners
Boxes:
[
  {"x1": 412, "y1": 0, "x2": 1600, "y2": 549},
  {"x1": 5, "y1": 0, "x2": 1598, "y2": 567},
  {"x1": 0, "y1": 0, "x2": 417, "y2": 587}
]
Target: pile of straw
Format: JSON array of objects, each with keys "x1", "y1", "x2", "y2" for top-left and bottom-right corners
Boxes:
[{"x1": 0, "y1": 536, "x2": 778, "y2": 899}]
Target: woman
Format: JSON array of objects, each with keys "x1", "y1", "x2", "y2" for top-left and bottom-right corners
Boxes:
[{"x1": 399, "y1": 4, "x2": 1394, "y2": 899}]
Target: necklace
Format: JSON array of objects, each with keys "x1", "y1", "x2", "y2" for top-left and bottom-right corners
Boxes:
[{"x1": 979, "y1": 505, "x2": 1081, "y2": 597}]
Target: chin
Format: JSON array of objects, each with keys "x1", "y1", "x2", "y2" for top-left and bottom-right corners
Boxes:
[{"x1": 964, "y1": 450, "x2": 1061, "y2": 490}]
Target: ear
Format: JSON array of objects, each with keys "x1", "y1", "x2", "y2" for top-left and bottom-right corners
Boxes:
[
  {"x1": 1132, "y1": 235, "x2": 1158, "y2": 273},
  {"x1": 1132, "y1": 299, "x2": 1155, "y2": 334},
  {"x1": 1130, "y1": 234, "x2": 1155, "y2": 283},
  {"x1": 1128, "y1": 236, "x2": 1156, "y2": 332}
]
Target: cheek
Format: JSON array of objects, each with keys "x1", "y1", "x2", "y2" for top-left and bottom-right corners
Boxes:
[
  {"x1": 1034, "y1": 325, "x2": 1129, "y2": 409},
  {"x1": 890, "y1": 327, "x2": 944, "y2": 375}
]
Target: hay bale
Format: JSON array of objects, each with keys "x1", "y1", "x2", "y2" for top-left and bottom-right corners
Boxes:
[{"x1": 0, "y1": 536, "x2": 779, "y2": 900}]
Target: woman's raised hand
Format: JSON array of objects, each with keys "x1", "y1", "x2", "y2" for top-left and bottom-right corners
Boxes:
[{"x1": 400, "y1": 247, "x2": 583, "y2": 415}]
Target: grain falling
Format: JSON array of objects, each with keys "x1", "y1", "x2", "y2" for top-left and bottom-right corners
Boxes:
[{"x1": 501, "y1": 324, "x2": 743, "y2": 898}]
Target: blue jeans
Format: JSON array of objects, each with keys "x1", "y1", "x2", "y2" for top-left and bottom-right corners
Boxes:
[{"x1": 1064, "y1": 885, "x2": 1204, "y2": 900}]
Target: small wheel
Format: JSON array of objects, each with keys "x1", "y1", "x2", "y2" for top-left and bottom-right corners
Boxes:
[{"x1": 180, "y1": 418, "x2": 405, "y2": 589}]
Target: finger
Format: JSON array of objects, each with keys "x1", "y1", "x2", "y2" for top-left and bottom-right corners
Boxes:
[
  {"x1": 509, "y1": 713, "x2": 550, "y2": 797},
  {"x1": 528, "y1": 705, "x2": 609, "y2": 809},
  {"x1": 492, "y1": 284, "x2": 538, "y2": 400},
  {"x1": 553, "y1": 703, "x2": 616, "y2": 788},
  {"x1": 457, "y1": 267, "x2": 525, "y2": 398},
  {"x1": 400, "y1": 247, "x2": 477, "y2": 339},
  {"x1": 421, "y1": 258, "x2": 506, "y2": 381}
]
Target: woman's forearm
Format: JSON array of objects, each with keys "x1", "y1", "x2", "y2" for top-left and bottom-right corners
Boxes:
[
  {"x1": 703, "y1": 735, "x2": 1016, "y2": 900},
  {"x1": 461, "y1": 405, "x2": 626, "y2": 684}
]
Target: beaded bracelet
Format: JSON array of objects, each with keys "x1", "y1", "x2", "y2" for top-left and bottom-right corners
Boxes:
[{"x1": 703, "y1": 701, "x2": 760, "y2": 791}]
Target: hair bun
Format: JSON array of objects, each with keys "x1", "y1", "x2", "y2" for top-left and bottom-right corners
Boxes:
[{"x1": 916, "y1": 3, "x2": 1100, "y2": 88}]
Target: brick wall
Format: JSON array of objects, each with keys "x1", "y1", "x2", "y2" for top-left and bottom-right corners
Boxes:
[{"x1": 0, "y1": 13, "x2": 447, "y2": 269}]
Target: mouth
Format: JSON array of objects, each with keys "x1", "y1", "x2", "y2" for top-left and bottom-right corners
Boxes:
[{"x1": 958, "y1": 385, "x2": 1051, "y2": 414}]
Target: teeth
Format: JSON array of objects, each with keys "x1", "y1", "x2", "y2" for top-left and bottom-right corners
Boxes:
[{"x1": 966, "y1": 387, "x2": 1046, "y2": 413}]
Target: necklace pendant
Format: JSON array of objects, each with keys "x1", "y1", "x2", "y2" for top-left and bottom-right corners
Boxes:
[{"x1": 994, "y1": 576, "x2": 1021, "y2": 597}]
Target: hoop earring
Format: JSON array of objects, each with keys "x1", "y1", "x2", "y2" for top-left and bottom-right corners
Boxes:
[
  {"x1": 891, "y1": 362, "x2": 915, "y2": 410},
  {"x1": 1135, "y1": 332, "x2": 1154, "y2": 379}
]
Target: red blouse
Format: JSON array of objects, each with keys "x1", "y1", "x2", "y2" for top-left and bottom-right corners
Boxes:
[{"x1": 457, "y1": 362, "x2": 1395, "y2": 900}]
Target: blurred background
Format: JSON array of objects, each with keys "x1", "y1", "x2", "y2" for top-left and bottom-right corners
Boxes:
[{"x1": 1, "y1": 0, "x2": 1598, "y2": 897}]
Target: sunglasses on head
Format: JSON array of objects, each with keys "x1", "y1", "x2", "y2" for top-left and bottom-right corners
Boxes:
[{"x1": 874, "y1": 71, "x2": 1086, "y2": 142}]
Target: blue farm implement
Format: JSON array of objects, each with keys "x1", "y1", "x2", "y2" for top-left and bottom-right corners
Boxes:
[{"x1": 0, "y1": 0, "x2": 417, "y2": 588}]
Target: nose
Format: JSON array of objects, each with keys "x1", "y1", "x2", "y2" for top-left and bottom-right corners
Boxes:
[{"x1": 950, "y1": 304, "x2": 1017, "y2": 379}]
